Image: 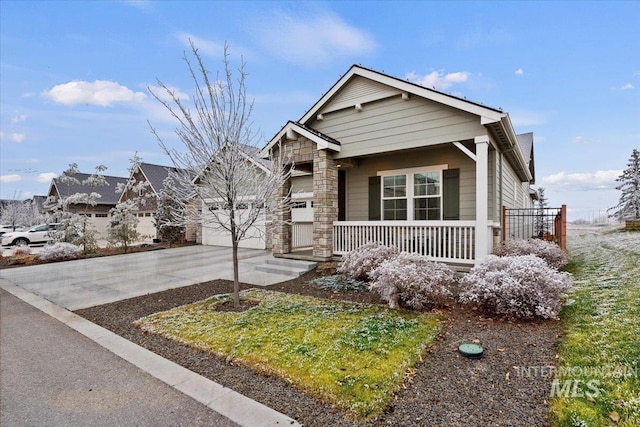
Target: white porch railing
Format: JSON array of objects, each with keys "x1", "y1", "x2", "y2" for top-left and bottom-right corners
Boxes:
[
  {"x1": 333, "y1": 221, "x2": 476, "y2": 264},
  {"x1": 291, "y1": 222, "x2": 313, "y2": 249}
]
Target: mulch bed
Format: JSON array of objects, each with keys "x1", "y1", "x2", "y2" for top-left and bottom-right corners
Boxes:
[{"x1": 75, "y1": 269, "x2": 561, "y2": 427}]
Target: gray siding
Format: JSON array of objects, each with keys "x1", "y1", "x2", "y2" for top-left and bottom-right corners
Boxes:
[
  {"x1": 344, "y1": 145, "x2": 476, "y2": 221},
  {"x1": 321, "y1": 76, "x2": 400, "y2": 113},
  {"x1": 311, "y1": 93, "x2": 486, "y2": 158},
  {"x1": 501, "y1": 160, "x2": 520, "y2": 209}
]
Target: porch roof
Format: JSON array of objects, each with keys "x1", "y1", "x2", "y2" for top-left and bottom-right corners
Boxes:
[{"x1": 259, "y1": 121, "x2": 341, "y2": 158}]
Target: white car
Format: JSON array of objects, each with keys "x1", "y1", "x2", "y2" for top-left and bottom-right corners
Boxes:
[
  {"x1": 1, "y1": 223, "x2": 60, "y2": 247},
  {"x1": 0, "y1": 224, "x2": 24, "y2": 237}
]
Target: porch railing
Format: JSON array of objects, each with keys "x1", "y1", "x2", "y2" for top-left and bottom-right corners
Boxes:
[
  {"x1": 502, "y1": 205, "x2": 567, "y2": 250},
  {"x1": 333, "y1": 221, "x2": 476, "y2": 264},
  {"x1": 291, "y1": 222, "x2": 313, "y2": 250}
]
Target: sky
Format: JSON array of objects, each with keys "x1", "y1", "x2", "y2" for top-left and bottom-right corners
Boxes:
[{"x1": 1, "y1": 1, "x2": 638, "y2": 221}]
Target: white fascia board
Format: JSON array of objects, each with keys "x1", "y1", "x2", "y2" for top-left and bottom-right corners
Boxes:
[
  {"x1": 138, "y1": 167, "x2": 158, "y2": 197},
  {"x1": 300, "y1": 66, "x2": 504, "y2": 125},
  {"x1": 260, "y1": 122, "x2": 340, "y2": 157},
  {"x1": 500, "y1": 114, "x2": 532, "y2": 182}
]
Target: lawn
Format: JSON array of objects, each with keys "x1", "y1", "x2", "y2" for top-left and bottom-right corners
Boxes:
[
  {"x1": 135, "y1": 288, "x2": 441, "y2": 419},
  {"x1": 551, "y1": 227, "x2": 640, "y2": 427}
]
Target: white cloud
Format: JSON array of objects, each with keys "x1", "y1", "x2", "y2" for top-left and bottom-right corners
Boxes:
[
  {"x1": 43, "y1": 80, "x2": 147, "y2": 106},
  {"x1": 0, "y1": 174, "x2": 22, "y2": 183},
  {"x1": 11, "y1": 133, "x2": 25, "y2": 143},
  {"x1": 10, "y1": 114, "x2": 28, "y2": 123},
  {"x1": 571, "y1": 135, "x2": 600, "y2": 144},
  {"x1": 405, "y1": 70, "x2": 471, "y2": 91},
  {"x1": 37, "y1": 172, "x2": 57, "y2": 183},
  {"x1": 572, "y1": 136, "x2": 585, "y2": 144},
  {"x1": 0, "y1": 131, "x2": 25, "y2": 143},
  {"x1": 256, "y1": 10, "x2": 377, "y2": 66},
  {"x1": 621, "y1": 83, "x2": 635, "y2": 90},
  {"x1": 541, "y1": 170, "x2": 621, "y2": 191},
  {"x1": 515, "y1": 68, "x2": 524, "y2": 75},
  {"x1": 175, "y1": 32, "x2": 225, "y2": 57}
]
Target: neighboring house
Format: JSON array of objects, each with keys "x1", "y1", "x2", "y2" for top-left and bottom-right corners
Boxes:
[
  {"x1": 119, "y1": 162, "x2": 198, "y2": 242},
  {"x1": 194, "y1": 145, "x2": 276, "y2": 249},
  {"x1": 45, "y1": 172, "x2": 128, "y2": 238},
  {"x1": 260, "y1": 65, "x2": 537, "y2": 266}
]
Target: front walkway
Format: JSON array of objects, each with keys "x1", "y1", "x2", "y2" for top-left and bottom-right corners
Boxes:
[{"x1": 0, "y1": 245, "x2": 313, "y2": 310}]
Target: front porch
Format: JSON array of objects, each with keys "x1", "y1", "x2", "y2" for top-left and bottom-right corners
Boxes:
[{"x1": 287, "y1": 220, "x2": 485, "y2": 266}]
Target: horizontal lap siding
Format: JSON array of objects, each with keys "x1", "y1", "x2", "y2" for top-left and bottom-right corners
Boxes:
[
  {"x1": 311, "y1": 94, "x2": 486, "y2": 159},
  {"x1": 322, "y1": 76, "x2": 400, "y2": 110},
  {"x1": 345, "y1": 146, "x2": 476, "y2": 221},
  {"x1": 502, "y1": 161, "x2": 519, "y2": 209}
]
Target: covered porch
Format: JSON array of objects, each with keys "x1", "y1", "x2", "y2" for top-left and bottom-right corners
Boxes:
[{"x1": 268, "y1": 126, "x2": 495, "y2": 266}]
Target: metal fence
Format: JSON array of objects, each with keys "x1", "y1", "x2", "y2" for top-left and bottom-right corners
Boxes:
[{"x1": 502, "y1": 205, "x2": 567, "y2": 250}]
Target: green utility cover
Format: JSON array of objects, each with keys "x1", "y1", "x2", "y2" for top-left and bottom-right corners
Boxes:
[{"x1": 458, "y1": 343, "x2": 484, "y2": 359}]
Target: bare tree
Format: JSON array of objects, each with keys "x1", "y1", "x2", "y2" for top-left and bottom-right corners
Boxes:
[
  {"x1": 46, "y1": 163, "x2": 107, "y2": 253},
  {"x1": 148, "y1": 41, "x2": 292, "y2": 307},
  {"x1": 108, "y1": 154, "x2": 151, "y2": 253},
  {"x1": 1, "y1": 190, "x2": 36, "y2": 229}
]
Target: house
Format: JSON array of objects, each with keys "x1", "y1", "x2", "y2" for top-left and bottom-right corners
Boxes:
[
  {"x1": 193, "y1": 145, "x2": 282, "y2": 249},
  {"x1": 119, "y1": 162, "x2": 199, "y2": 242},
  {"x1": 45, "y1": 172, "x2": 128, "y2": 238},
  {"x1": 260, "y1": 65, "x2": 537, "y2": 266}
]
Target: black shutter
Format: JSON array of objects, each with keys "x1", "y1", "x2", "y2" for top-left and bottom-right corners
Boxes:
[
  {"x1": 443, "y1": 169, "x2": 460, "y2": 220},
  {"x1": 368, "y1": 176, "x2": 381, "y2": 220}
]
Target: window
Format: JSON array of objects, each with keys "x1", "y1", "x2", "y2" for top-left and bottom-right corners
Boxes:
[
  {"x1": 95, "y1": 213, "x2": 108, "y2": 218},
  {"x1": 413, "y1": 172, "x2": 441, "y2": 220},
  {"x1": 291, "y1": 201, "x2": 307, "y2": 209},
  {"x1": 145, "y1": 212, "x2": 152, "y2": 217},
  {"x1": 382, "y1": 175, "x2": 407, "y2": 220},
  {"x1": 379, "y1": 166, "x2": 444, "y2": 221}
]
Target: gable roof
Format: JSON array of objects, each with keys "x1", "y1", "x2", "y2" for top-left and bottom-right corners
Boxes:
[
  {"x1": 136, "y1": 163, "x2": 181, "y2": 196},
  {"x1": 49, "y1": 173, "x2": 128, "y2": 205},
  {"x1": 299, "y1": 65, "x2": 506, "y2": 126},
  {"x1": 193, "y1": 144, "x2": 273, "y2": 186},
  {"x1": 263, "y1": 64, "x2": 533, "y2": 183},
  {"x1": 516, "y1": 132, "x2": 535, "y2": 184},
  {"x1": 260, "y1": 121, "x2": 341, "y2": 157}
]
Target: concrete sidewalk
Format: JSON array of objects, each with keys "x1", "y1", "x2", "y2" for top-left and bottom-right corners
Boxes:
[
  {"x1": 0, "y1": 245, "x2": 314, "y2": 310},
  {"x1": 0, "y1": 283, "x2": 300, "y2": 427}
]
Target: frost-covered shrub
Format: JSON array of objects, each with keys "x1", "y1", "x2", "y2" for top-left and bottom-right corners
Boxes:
[
  {"x1": 369, "y1": 253, "x2": 456, "y2": 309},
  {"x1": 338, "y1": 242, "x2": 399, "y2": 280},
  {"x1": 311, "y1": 275, "x2": 368, "y2": 292},
  {"x1": 494, "y1": 239, "x2": 568, "y2": 270},
  {"x1": 12, "y1": 247, "x2": 32, "y2": 256},
  {"x1": 39, "y1": 242, "x2": 82, "y2": 262},
  {"x1": 459, "y1": 254, "x2": 573, "y2": 319}
]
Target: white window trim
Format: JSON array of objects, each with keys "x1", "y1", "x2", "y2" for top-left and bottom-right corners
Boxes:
[{"x1": 378, "y1": 164, "x2": 448, "y2": 221}]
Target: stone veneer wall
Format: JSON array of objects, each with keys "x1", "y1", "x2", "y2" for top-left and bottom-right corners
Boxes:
[{"x1": 313, "y1": 149, "x2": 338, "y2": 259}]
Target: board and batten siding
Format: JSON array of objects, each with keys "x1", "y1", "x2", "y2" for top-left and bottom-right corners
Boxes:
[
  {"x1": 311, "y1": 78, "x2": 487, "y2": 159},
  {"x1": 344, "y1": 146, "x2": 476, "y2": 221}
]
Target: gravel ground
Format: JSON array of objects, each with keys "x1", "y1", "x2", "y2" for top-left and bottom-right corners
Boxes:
[{"x1": 76, "y1": 269, "x2": 561, "y2": 427}]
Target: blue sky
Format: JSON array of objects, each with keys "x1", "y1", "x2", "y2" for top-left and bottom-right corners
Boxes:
[{"x1": 1, "y1": 0, "x2": 638, "y2": 220}]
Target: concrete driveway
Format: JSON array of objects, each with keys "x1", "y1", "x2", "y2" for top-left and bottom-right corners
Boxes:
[{"x1": 0, "y1": 245, "x2": 313, "y2": 310}]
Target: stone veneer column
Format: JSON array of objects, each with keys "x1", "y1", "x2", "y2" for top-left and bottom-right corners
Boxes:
[
  {"x1": 313, "y1": 149, "x2": 338, "y2": 259},
  {"x1": 271, "y1": 178, "x2": 291, "y2": 254}
]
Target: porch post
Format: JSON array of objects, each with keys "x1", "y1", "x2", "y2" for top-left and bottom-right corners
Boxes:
[
  {"x1": 271, "y1": 178, "x2": 291, "y2": 254},
  {"x1": 313, "y1": 149, "x2": 338, "y2": 259},
  {"x1": 475, "y1": 135, "x2": 490, "y2": 263}
]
